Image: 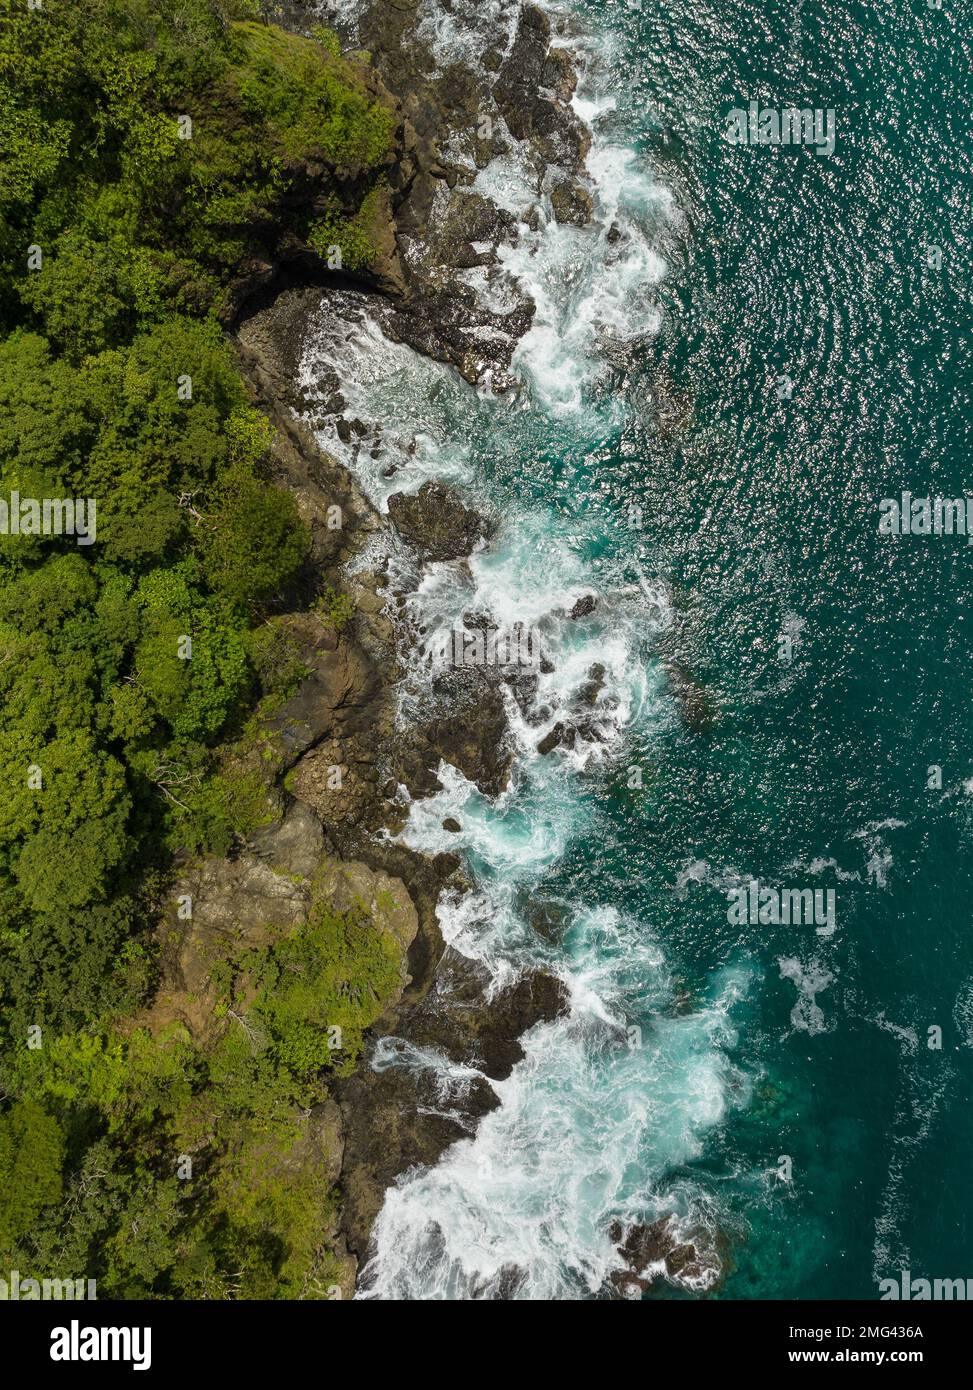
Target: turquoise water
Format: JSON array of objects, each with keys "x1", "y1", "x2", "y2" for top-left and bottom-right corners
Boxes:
[
  {"x1": 587, "y1": 0, "x2": 973, "y2": 1297},
  {"x1": 311, "y1": 0, "x2": 973, "y2": 1297}
]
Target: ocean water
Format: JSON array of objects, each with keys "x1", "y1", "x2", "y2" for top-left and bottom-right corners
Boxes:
[{"x1": 305, "y1": 0, "x2": 973, "y2": 1298}]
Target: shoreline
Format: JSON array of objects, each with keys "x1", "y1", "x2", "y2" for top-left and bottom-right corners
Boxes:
[
  {"x1": 224, "y1": 0, "x2": 717, "y2": 1297},
  {"x1": 216, "y1": 0, "x2": 600, "y2": 1288}
]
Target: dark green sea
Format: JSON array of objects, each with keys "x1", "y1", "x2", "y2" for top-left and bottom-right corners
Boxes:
[
  {"x1": 312, "y1": 0, "x2": 973, "y2": 1299},
  {"x1": 600, "y1": 0, "x2": 973, "y2": 1297}
]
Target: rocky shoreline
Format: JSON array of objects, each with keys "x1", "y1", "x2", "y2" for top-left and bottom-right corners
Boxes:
[
  {"x1": 141, "y1": 0, "x2": 598, "y2": 1295},
  {"x1": 232, "y1": 305, "x2": 572, "y2": 1273},
  {"x1": 157, "y1": 0, "x2": 714, "y2": 1298}
]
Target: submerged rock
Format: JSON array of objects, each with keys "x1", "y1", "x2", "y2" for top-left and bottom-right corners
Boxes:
[
  {"x1": 663, "y1": 660, "x2": 718, "y2": 734},
  {"x1": 608, "y1": 1215, "x2": 725, "y2": 1297}
]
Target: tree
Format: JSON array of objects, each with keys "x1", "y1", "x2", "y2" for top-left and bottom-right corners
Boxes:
[
  {"x1": 0, "y1": 1099, "x2": 65, "y2": 1256},
  {"x1": 200, "y1": 464, "x2": 308, "y2": 610}
]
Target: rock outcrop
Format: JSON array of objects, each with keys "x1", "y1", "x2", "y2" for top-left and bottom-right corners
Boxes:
[
  {"x1": 608, "y1": 1216, "x2": 726, "y2": 1297},
  {"x1": 387, "y1": 480, "x2": 488, "y2": 562},
  {"x1": 241, "y1": 0, "x2": 595, "y2": 394},
  {"x1": 339, "y1": 955, "x2": 569, "y2": 1261}
]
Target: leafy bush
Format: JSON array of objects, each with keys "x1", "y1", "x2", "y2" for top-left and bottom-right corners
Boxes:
[
  {"x1": 247, "y1": 899, "x2": 404, "y2": 1080},
  {"x1": 308, "y1": 187, "x2": 386, "y2": 271},
  {"x1": 314, "y1": 583, "x2": 355, "y2": 632}
]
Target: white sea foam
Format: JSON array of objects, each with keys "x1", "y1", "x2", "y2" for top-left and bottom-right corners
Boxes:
[
  {"x1": 292, "y1": 0, "x2": 755, "y2": 1299},
  {"x1": 778, "y1": 956, "x2": 833, "y2": 1036},
  {"x1": 296, "y1": 302, "x2": 478, "y2": 508},
  {"x1": 359, "y1": 953, "x2": 752, "y2": 1300}
]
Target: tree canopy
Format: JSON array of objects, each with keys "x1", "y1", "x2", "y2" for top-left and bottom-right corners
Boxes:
[{"x1": 0, "y1": 0, "x2": 387, "y2": 1298}]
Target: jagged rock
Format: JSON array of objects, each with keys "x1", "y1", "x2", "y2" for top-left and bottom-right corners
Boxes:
[
  {"x1": 291, "y1": 738, "x2": 382, "y2": 833},
  {"x1": 437, "y1": 190, "x2": 515, "y2": 268},
  {"x1": 246, "y1": 800, "x2": 329, "y2": 880},
  {"x1": 338, "y1": 955, "x2": 569, "y2": 1259},
  {"x1": 493, "y1": 5, "x2": 591, "y2": 172},
  {"x1": 471, "y1": 1265, "x2": 527, "y2": 1300},
  {"x1": 387, "y1": 480, "x2": 487, "y2": 561},
  {"x1": 262, "y1": 627, "x2": 378, "y2": 772},
  {"x1": 578, "y1": 662, "x2": 606, "y2": 706},
  {"x1": 537, "y1": 721, "x2": 575, "y2": 755},
  {"x1": 608, "y1": 1215, "x2": 723, "y2": 1297},
  {"x1": 542, "y1": 46, "x2": 578, "y2": 102},
  {"x1": 415, "y1": 662, "x2": 513, "y2": 794},
  {"x1": 551, "y1": 179, "x2": 593, "y2": 226},
  {"x1": 569, "y1": 593, "x2": 597, "y2": 618}
]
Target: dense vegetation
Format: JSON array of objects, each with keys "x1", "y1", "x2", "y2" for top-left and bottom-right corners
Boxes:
[{"x1": 0, "y1": 0, "x2": 399, "y2": 1296}]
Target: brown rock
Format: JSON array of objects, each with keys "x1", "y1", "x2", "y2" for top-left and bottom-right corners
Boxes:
[
  {"x1": 569, "y1": 593, "x2": 597, "y2": 618},
  {"x1": 551, "y1": 179, "x2": 593, "y2": 226},
  {"x1": 387, "y1": 480, "x2": 487, "y2": 561}
]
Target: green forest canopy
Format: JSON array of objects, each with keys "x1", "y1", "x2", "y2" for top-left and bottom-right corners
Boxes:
[{"x1": 0, "y1": 0, "x2": 398, "y2": 1297}]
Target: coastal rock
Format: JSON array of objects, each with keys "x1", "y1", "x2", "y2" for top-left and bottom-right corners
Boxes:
[
  {"x1": 184, "y1": 853, "x2": 307, "y2": 934},
  {"x1": 608, "y1": 1215, "x2": 724, "y2": 1297},
  {"x1": 314, "y1": 856, "x2": 420, "y2": 1002},
  {"x1": 578, "y1": 663, "x2": 606, "y2": 706},
  {"x1": 569, "y1": 593, "x2": 598, "y2": 618},
  {"x1": 493, "y1": 5, "x2": 591, "y2": 173},
  {"x1": 136, "y1": 793, "x2": 426, "y2": 1046},
  {"x1": 551, "y1": 179, "x2": 593, "y2": 226},
  {"x1": 437, "y1": 190, "x2": 516, "y2": 268},
  {"x1": 421, "y1": 664, "x2": 514, "y2": 795},
  {"x1": 537, "y1": 721, "x2": 572, "y2": 755},
  {"x1": 220, "y1": 0, "x2": 598, "y2": 1287},
  {"x1": 261, "y1": 624, "x2": 380, "y2": 774},
  {"x1": 387, "y1": 480, "x2": 487, "y2": 561},
  {"x1": 542, "y1": 46, "x2": 579, "y2": 103},
  {"x1": 338, "y1": 954, "x2": 569, "y2": 1260},
  {"x1": 246, "y1": 799, "x2": 329, "y2": 880},
  {"x1": 234, "y1": 310, "x2": 381, "y2": 571}
]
